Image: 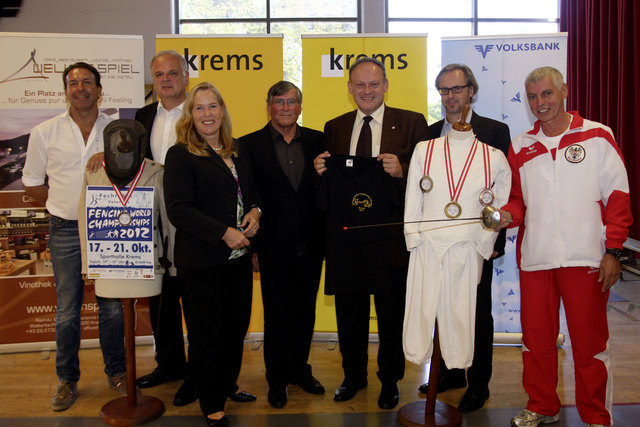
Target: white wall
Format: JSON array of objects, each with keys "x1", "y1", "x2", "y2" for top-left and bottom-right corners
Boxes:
[{"x1": 0, "y1": 0, "x2": 173, "y2": 84}]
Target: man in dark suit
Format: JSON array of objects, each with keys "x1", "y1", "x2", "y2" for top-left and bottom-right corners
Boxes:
[
  {"x1": 239, "y1": 81, "x2": 326, "y2": 409},
  {"x1": 314, "y1": 57, "x2": 429, "y2": 410},
  {"x1": 134, "y1": 50, "x2": 198, "y2": 405},
  {"x1": 417, "y1": 63, "x2": 511, "y2": 413}
]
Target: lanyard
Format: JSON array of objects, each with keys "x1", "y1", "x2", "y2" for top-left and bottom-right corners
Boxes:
[{"x1": 444, "y1": 135, "x2": 478, "y2": 203}]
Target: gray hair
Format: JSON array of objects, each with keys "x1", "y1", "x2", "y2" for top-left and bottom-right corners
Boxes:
[
  {"x1": 525, "y1": 66, "x2": 565, "y2": 91},
  {"x1": 435, "y1": 64, "x2": 479, "y2": 102},
  {"x1": 150, "y1": 50, "x2": 188, "y2": 76},
  {"x1": 267, "y1": 80, "x2": 302, "y2": 104}
]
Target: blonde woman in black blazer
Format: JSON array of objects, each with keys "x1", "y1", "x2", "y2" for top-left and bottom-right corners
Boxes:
[{"x1": 163, "y1": 82, "x2": 261, "y2": 427}]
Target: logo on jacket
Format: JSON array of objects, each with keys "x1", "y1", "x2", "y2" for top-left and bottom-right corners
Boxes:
[
  {"x1": 565, "y1": 144, "x2": 585, "y2": 163},
  {"x1": 352, "y1": 193, "x2": 373, "y2": 212}
]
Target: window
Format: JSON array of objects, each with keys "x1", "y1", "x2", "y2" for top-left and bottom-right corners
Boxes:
[
  {"x1": 177, "y1": 0, "x2": 359, "y2": 87},
  {"x1": 387, "y1": 0, "x2": 560, "y2": 122}
]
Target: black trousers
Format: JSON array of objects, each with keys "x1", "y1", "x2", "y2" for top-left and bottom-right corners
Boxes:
[
  {"x1": 441, "y1": 257, "x2": 494, "y2": 389},
  {"x1": 259, "y1": 252, "x2": 323, "y2": 387},
  {"x1": 334, "y1": 266, "x2": 406, "y2": 385},
  {"x1": 178, "y1": 255, "x2": 252, "y2": 415},
  {"x1": 148, "y1": 274, "x2": 187, "y2": 375}
]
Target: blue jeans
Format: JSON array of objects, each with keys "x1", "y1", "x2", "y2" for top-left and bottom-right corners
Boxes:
[{"x1": 49, "y1": 216, "x2": 126, "y2": 383}]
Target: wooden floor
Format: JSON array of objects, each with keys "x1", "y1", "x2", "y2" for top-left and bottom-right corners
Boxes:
[{"x1": 0, "y1": 273, "x2": 638, "y2": 423}]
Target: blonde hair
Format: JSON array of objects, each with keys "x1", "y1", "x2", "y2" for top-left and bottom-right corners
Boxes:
[{"x1": 175, "y1": 82, "x2": 234, "y2": 157}]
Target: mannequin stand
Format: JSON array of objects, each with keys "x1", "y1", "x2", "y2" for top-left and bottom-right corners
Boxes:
[
  {"x1": 101, "y1": 298, "x2": 164, "y2": 426},
  {"x1": 398, "y1": 322, "x2": 462, "y2": 427}
]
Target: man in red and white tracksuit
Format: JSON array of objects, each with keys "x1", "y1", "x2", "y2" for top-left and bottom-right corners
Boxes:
[{"x1": 498, "y1": 66, "x2": 632, "y2": 427}]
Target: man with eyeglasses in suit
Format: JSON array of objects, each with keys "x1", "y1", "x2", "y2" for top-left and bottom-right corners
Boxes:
[{"x1": 416, "y1": 63, "x2": 511, "y2": 413}]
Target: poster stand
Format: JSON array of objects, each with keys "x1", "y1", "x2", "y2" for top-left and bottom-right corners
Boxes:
[{"x1": 100, "y1": 298, "x2": 164, "y2": 426}]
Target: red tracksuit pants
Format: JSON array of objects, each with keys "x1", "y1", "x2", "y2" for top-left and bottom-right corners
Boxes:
[{"x1": 520, "y1": 267, "x2": 613, "y2": 426}]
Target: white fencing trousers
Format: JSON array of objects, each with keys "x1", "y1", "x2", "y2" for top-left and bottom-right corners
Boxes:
[{"x1": 403, "y1": 240, "x2": 483, "y2": 368}]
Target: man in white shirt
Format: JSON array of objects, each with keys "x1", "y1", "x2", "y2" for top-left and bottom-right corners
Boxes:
[
  {"x1": 133, "y1": 50, "x2": 195, "y2": 404},
  {"x1": 22, "y1": 62, "x2": 126, "y2": 411}
]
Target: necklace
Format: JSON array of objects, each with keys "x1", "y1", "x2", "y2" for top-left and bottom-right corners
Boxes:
[{"x1": 212, "y1": 145, "x2": 223, "y2": 151}]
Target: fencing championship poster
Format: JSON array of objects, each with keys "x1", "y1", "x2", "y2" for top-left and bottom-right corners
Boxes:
[
  {"x1": 0, "y1": 32, "x2": 149, "y2": 351},
  {"x1": 442, "y1": 33, "x2": 567, "y2": 333},
  {"x1": 85, "y1": 186, "x2": 155, "y2": 279}
]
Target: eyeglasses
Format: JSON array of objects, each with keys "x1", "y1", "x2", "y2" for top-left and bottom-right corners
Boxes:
[
  {"x1": 437, "y1": 85, "x2": 470, "y2": 95},
  {"x1": 271, "y1": 98, "x2": 299, "y2": 107}
]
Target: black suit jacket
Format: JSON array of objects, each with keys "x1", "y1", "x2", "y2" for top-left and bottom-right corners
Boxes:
[
  {"x1": 429, "y1": 110, "x2": 511, "y2": 256},
  {"x1": 135, "y1": 102, "x2": 159, "y2": 161},
  {"x1": 163, "y1": 141, "x2": 260, "y2": 269},
  {"x1": 323, "y1": 105, "x2": 429, "y2": 289},
  {"x1": 239, "y1": 124, "x2": 325, "y2": 265}
]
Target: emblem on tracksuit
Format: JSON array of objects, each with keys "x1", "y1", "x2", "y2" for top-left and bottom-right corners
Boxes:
[{"x1": 565, "y1": 144, "x2": 585, "y2": 163}]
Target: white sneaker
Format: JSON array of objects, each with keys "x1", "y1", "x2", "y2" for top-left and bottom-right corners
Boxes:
[{"x1": 511, "y1": 409, "x2": 560, "y2": 426}]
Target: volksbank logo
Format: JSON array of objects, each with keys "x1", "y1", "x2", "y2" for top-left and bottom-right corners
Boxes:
[
  {"x1": 475, "y1": 45, "x2": 493, "y2": 59},
  {"x1": 321, "y1": 48, "x2": 408, "y2": 78},
  {"x1": 182, "y1": 48, "x2": 263, "y2": 78},
  {"x1": 474, "y1": 42, "x2": 561, "y2": 58}
]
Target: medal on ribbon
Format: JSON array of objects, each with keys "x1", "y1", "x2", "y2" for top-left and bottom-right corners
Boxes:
[
  {"x1": 444, "y1": 135, "x2": 478, "y2": 219},
  {"x1": 420, "y1": 139, "x2": 436, "y2": 193},
  {"x1": 478, "y1": 143, "x2": 495, "y2": 207},
  {"x1": 103, "y1": 159, "x2": 146, "y2": 226}
]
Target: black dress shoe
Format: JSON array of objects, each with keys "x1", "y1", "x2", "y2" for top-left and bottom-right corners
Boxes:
[
  {"x1": 173, "y1": 381, "x2": 197, "y2": 406},
  {"x1": 228, "y1": 390, "x2": 257, "y2": 402},
  {"x1": 378, "y1": 382, "x2": 399, "y2": 410},
  {"x1": 293, "y1": 375, "x2": 325, "y2": 395},
  {"x1": 418, "y1": 373, "x2": 467, "y2": 394},
  {"x1": 458, "y1": 386, "x2": 490, "y2": 413},
  {"x1": 333, "y1": 379, "x2": 367, "y2": 402},
  {"x1": 205, "y1": 415, "x2": 228, "y2": 426},
  {"x1": 136, "y1": 367, "x2": 183, "y2": 389},
  {"x1": 267, "y1": 386, "x2": 288, "y2": 408}
]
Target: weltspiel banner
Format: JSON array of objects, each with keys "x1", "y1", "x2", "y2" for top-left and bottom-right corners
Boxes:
[{"x1": 0, "y1": 32, "x2": 148, "y2": 352}]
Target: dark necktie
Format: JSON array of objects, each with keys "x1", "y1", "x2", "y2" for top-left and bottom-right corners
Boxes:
[{"x1": 355, "y1": 115, "x2": 373, "y2": 157}]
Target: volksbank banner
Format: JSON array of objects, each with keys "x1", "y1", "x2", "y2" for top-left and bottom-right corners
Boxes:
[
  {"x1": 442, "y1": 33, "x2": 567, "y2": 334},
  {"x1": 155, "y1": 34, "x2": 283, "y2": 138},
  {"x1": 301, "y1": 34, "x2": 428, "y2": 132}
]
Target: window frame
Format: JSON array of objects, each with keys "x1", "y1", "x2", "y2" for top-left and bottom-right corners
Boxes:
[
  {"x1": 174, "y1": 0, "x2": 361, "y2": 34},
  {"x1": 384, "y1": 0, "x2": 560, "y2": 34}
]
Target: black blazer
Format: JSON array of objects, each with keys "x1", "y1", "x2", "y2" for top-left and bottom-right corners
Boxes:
[
  {"x1": 135, "y1": 102, "x2": 159, "y2": 161},
  {"x1": 239, "y1": 124, "x2": 325, "y2": 265},
  {"x1": 323, "y1": 105, "x2": 429, "y2": 273},
  {"x1": 428, "y1": 110, "x2": 511, "y2": 256},
  {"x1": 163, "y1": 140, "x2": 261, "y2": 269}
]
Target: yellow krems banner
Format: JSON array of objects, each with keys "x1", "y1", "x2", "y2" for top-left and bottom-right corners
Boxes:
[
  {"x1": 302, "y1": 34, "x2": 427, "y2": 333},
  {"x1": 301, "y1": 34, "x2": 428, "y2": 132},
  {"x1": 155, "y1": 34, "x2": 283, "y2": 138}
]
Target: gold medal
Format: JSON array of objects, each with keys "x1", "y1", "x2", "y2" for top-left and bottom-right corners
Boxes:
[{"x1": 444, "y1": 201, "x2": 462, "y2": 218}]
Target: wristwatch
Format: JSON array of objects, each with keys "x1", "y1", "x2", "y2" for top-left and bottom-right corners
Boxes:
[{"x1": 605, "y1": 248, "x2": 623, "y2": 260}]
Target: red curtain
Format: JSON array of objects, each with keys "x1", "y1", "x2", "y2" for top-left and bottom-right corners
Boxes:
[{"x1": 561, "y1": 0, "x2": 640, "y2": 238}]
